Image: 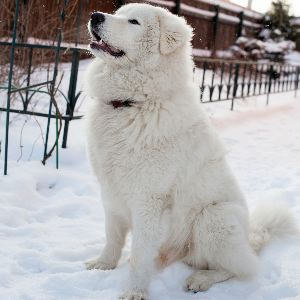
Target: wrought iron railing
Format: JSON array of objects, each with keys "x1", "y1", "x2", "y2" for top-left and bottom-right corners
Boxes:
[{"x1": 194, "y1": 58, "x2": 300, "y2": 110}]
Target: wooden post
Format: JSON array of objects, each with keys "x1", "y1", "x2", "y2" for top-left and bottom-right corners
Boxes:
[
  {"x1": 238, "y1": 11, "x2": 244, "y2": 37},
  {"x1": 118, "y1": 0, "x2": 125, "y2": 8},
  {"x1": 211, "y1": 5, "x2": 219, "y2": 58},
  {"x1": 174, "y1": 0, "x2": 181, "y2": 16}
]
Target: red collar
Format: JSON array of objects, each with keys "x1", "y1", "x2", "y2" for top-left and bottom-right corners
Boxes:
[{"x1": 111, "y1": 100, "x2": 134, "y2": 109}]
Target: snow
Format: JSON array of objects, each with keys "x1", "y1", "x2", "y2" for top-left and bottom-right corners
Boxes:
[
  {"x1": 196, "y1": 0, "x2": 263, "y2": 20},
  {"x1": 285, "y1": 51, "x2": 300, "y2": 66},
  {"x1": 273, "y1": 29, "x2": 282, "y2": 36},
  {"x1": 291, "y1": 18, "x2": 300, "y2": 26},
  {"x1": 143, "y1": 0, "x2": 176, "y2": 8},
  {"x1": 192, "y1": 48, "x2": 233, "y2": 58},
  {"x1": 180, "y1": 3, "x2": 215, "y2": 18},
  {"x1": 259, "y1": 29, "x2": 271, "y2": 40},
  {"x1": 243, "y1": 19, "x2": 262, "y2": 29},
  {"x1": 216, "y1": 49, "x2": 233, "y2": 58},
  {"x1": 1, "y1": 59, "x2": 300, "y2": 300},
  {"x1": 264, "y1": 40, "x2": 296, "y2": 54},
  {"x1": 141, "y1": 0, "x2": 265, "y2": 21},
  {"x1": 232, "y1": 37, "x2": 297, "y2": 59},
  {"x1": 174, "y1": 4, "x2": 262, "y2": 29},
  {"x1": 219, "y1": 12, "x2": 240, "y2": 24},
  {"x1": 193, "y1": 48, "x2": 212, "y2": 57},
  {"x1": 216, "y1": 13, "x2": 262, "y2": 29},
  {"x1": 236, "y1": 36, "x2": 249, "y2": 44}
]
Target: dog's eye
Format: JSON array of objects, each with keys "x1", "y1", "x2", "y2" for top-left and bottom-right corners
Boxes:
[{"x1": 128, "y1": 19, "x2": 140, "y2": 25}]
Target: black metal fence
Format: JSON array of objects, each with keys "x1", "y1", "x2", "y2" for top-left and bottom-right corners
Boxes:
[
  {"x1": 0, "y1": 42, "x2": 84, "y2": 142},
  {"x1": 194, "y1": 58, "x2": 300, "y2": 110}
]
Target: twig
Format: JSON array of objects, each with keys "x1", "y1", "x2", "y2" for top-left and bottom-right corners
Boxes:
[
  {"x1": 41, "y1": 92, "x2": 63, "y2": 165},
  {"x1": 30, "y1": 102, "x2": 45, "y2": 145},
  {"x1": 17, "y1": 115, "x2": 29, "y2": 162},
  {"x1": 28, "y1": 133, "x2": 43, "y2": 162}
]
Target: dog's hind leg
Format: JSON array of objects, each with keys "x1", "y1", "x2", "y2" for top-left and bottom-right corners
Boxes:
[
  {"x1": 184, "y1": 203, "x2": 261, "y2": 293},
  {"x1": 85, "y1": 206, "x2": 129, "y2": 270},
  {"x1": 156, "y1": 214, "x2": 195, "y2": 269}
]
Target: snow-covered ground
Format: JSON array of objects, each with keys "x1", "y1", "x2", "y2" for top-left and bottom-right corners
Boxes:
[{"x1": 1, "y1": 59, "x2": 300, "y2": 300}]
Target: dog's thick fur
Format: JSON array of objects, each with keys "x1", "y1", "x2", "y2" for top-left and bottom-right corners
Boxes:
[{"x1": 84, "y1": 4, "x2": 299, "y2": 300}]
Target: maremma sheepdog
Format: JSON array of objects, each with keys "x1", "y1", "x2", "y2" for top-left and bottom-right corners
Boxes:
[{"x1": 83, "y1": 3, "x2": 299, "y2": 300}]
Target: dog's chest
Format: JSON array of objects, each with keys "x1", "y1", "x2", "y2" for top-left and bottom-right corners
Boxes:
[{"x1": 86, "y1": 101, "x2": 185, "y2": 197}]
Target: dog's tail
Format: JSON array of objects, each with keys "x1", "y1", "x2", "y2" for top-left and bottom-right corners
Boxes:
[{"x1": 249, "y1": 201, "x2": 300, "y2": 253}]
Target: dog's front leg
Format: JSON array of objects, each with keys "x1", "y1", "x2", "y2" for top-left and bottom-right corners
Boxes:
[
  {"x1": 85, "y1": 206, "x2": 129, "y2": 270},
  {"x1": 119, "y1": 197, "x2": 163, "y2": 300}
]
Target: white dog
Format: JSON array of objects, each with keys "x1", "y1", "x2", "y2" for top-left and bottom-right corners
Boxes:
[{"x1": 84, "y1": 4, "x2": 299, "y2": 300}]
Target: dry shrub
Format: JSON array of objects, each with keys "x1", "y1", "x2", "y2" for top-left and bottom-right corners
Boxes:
[
  {"x1": 0, "y1": 0, "x2": 85, "y2": 110},
  {"x1": 0, "y1": 0, "x2": 86, "y2": 164}
]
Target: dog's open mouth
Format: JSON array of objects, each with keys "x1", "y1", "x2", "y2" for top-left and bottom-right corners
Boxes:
[{"x1": 90, "y1": 30, "x2": 125, "y2": 57}]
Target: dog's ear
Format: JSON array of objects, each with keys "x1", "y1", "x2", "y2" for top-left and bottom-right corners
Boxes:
[{"x1": 157, "y1": 8, "x2": 193, "y2": 55}]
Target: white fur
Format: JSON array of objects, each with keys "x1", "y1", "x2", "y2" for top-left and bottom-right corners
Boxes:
[{"x1": 83, "y1": 4, "x2": 300, "y2": 300}]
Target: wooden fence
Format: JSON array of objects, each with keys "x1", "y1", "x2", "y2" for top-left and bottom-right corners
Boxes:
[{"x1": 1, "y1": 0, "x2": 264, "y2": 56}]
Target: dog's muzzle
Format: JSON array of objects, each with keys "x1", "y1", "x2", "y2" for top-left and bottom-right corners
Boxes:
[{"x1": 89, "y1": 12, "x2": 125, "y2": 58}]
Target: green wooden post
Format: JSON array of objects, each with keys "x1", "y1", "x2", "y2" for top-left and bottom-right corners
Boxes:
[
  {"x1": 211, "y1": 5, "x2": 219, "y2": 57},
  {"x1": 24, "y1": 48, "x2": 33, "y2": 111},
  {"x1": 75, "y1": 0, "x2": 83, "y2": 46},
  {"x1": 4, "y1": 0, "x2": 21, "y2": 175},
  {"x1": 62, "y1": 50, "x2": 80, "y2": 148},
  {"x1": 213, "y1": 5, "x2": 219, "y2": 40},
  {"x1": 43, "y1": 0, "x2": 67, "y2": 163}
]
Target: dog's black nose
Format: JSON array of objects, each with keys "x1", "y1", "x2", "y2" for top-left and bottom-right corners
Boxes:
[{"x1": 91, "y1": 12, "x2": 105, "y2": 25}]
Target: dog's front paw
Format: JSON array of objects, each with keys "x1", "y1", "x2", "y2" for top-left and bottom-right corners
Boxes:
[
  {"x1": 84, "y1": 257, "x2": 115, "y2": 270},
  {"x1": 118, "y1": 290, "x2": 148, "y2": 300},
  {"x1": 185, "y1": 271, "x2": 213, "y2": 293}
]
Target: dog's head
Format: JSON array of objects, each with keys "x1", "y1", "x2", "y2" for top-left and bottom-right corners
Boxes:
[{"x1": 88, "y1": 3, "x2": 193, "y2": 66}]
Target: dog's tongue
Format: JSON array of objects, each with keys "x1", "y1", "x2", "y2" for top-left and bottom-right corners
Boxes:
[{"x1": 93, "y1": 38, "x2": 122, "y2": 55}]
